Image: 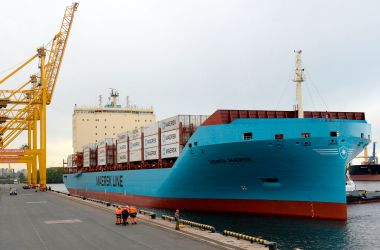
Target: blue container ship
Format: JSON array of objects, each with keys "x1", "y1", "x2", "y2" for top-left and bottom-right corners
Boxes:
[{"x1": 63, "y1": 51, "x2": 371, "y2": 220}]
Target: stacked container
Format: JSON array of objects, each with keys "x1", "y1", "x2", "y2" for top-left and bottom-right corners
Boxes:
[
  {"x1": 83, "y1": 143, "x2": 97, "y2": 167},
  {"x1": 160, "y1": 116, "x2": 182, "y2": 159},
  {"x1": 117, "y1": 132, "x2": 128, "y2": 164},
  {"x1": 67, "y1": 154, "x2": 73, "y2": 168},
  {"x1": 143, "y1": 122, "x2": 159, "y2": 161},
  {"x1": 128, "y1": 128, "x2": 142, "y2": 162},
  {"x1": 97, "y1": 138, "x2": 116, "y2": 166}
]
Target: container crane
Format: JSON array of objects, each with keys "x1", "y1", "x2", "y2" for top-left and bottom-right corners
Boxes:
[{"x1": 0, "y1": 3, "x2": 78, "y2": 190}]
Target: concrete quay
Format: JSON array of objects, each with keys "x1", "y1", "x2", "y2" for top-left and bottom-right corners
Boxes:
[{"x1": 0, "y1": 185, "x2": 266, "y2": 250}]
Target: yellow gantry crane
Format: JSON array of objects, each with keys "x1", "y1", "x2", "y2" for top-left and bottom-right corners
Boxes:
[{"x1": 0, "y1": 3, "x2": 78, "y2": 190}]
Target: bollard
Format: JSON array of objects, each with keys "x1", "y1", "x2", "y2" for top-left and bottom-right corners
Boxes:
[{"x1": 265, "y1": 242, "x2": 277, "y2": 250}]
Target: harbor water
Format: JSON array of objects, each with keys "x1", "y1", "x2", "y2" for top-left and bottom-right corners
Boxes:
[{"x1": 49, "y1": 182, "x2": 380, "y2": 250}]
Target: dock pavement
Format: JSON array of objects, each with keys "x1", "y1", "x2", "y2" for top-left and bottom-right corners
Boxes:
[{"x1": 0, "y1": 185, "x2": 266, "y2": 250}]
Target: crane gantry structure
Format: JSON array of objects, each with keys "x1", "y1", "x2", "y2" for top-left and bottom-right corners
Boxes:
[{"x1": 0, "y1": 3, "x2": 78, "y2": 190}]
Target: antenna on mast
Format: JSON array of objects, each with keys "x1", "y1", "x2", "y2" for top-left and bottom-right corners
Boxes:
[
  {"x1": 98, "y1": 95, "x2": 103, "y2": 108},
  {"x1": 293, "y1": 50, "x2": 305, "y2": 118},
  {"x1": 109, "y1": 88, "x2": 119, "y2": 107}
]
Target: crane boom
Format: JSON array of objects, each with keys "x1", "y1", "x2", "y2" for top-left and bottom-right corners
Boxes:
[{"x1": 45, "y1": 2, "x2": 79, "y2": 104}]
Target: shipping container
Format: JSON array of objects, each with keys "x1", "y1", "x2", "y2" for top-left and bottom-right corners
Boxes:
[
  {"x1": 160, "y1": 116, "x2": 180, "y2": 132},
  {"x1": 130, "y1": 150, "x2": 142, "y2": 162},
  {"x1": 97, "y1": 147, "x2": 106, "y2": 166},
  {"x1": 117, "y1": 151, "x2": 128, "y2": 164},
  {"x1": 161, "y1": 143, "x2": 182, "y2": 159},
  {"x1": 67, "y1": 154, "x2": 73, "y2": 168},
  {"x1": 143, "y1": 122, "x2": 159, "y2": 136},
  {"x1": 161, "y1": 129, "x2": 179, "y2": 146},
  {"x1": 144, "y1": 147, "x2": 159, "y2": 160},
  {"x1": 98, "y1": 138, "x2": 116, "y2": 148},
  {"x1": 117, "y1": 142, "x2": 128, "y2": 153},
  {"x1": 128, "y1": 128, "x2": 141, "y2": 141},
  {"x1": 83, "y1": 151, "x2": 90, "y2": 167},
  {"x1": 83, "y1": 143, "x2": 96, "y2": 151},
  {"x1": 144, "y1": 134, "x2": 159, "y2": 149},
  {"x1": 98, "y1": 155, "x2": 106, "y2": 166},
  {"x1": 160, "y1": 115, "x2": 209, "y2": 132},
  {"x1": 117, "y1": 131, "x2": 128, "y2": 143},
  {"x1": 83, "y1": 143, "x2": 97, "y2": 167},
  {"x1": 129, "y1": 138, "x2": 142, "y2": 151}
]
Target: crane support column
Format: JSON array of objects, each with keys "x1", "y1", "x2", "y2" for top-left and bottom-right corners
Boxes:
[
  {"x1": 38, "y1": 47, "x2": 47, "y2": 191},
  {"x1": 27, "y1": 122, "x2": 32, "y2": 187}
]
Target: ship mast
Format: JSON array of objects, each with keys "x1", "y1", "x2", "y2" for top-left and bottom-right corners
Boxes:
[{"x1": 293, "y1": 50, "x2": 305, "y2": 118}]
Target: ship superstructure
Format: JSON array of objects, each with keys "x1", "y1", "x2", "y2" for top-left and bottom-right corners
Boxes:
[{"x1": 72, "y1": 89, "x2": 155, "y2": 152}]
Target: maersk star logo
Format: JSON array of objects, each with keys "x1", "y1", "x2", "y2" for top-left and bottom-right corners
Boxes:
[{"x1": 339, "y1": 146, "x2": 348, "y2": 159}]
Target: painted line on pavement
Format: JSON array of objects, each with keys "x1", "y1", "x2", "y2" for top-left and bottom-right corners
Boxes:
[{"x1": 44, "y1": 219, "x2": 82, "y2": 224}]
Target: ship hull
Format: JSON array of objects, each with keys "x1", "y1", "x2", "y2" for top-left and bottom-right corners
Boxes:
[
  {"x1": 64, "y1": 118, "x2": 371, "y2": 220},
  {"x1": 350, "y1": 175, "x2": 380, "y2": 181},
  {"x1": 348, "y1": 164, "x2": 380, "y2": 181},
  {"x1": 67, "y1": 188, "x2": 346, "y2": 220}
]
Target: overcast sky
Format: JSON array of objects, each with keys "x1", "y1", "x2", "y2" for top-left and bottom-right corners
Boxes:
[{"x1": 1, "y1": 0, "x2": 379, "y2": 169}]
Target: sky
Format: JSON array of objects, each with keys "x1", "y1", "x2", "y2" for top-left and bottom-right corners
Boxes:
[{"x1": 1, "y1": 0, "x2": 379, "y2": 169}]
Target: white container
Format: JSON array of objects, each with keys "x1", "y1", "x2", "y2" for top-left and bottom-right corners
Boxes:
[
  {"x1": 128, "y1": 128, "x2": 142, "y2": 141},
  {"x1": 160, "y1": 115, "x2": 209, "y2": 132},
  {"x1": 117, "y1": 131, "x2": 128, "y2": 143},
  {"x1": 161, "y1": 129, "x2": 180, "y2": 146},
  {"x1": 129, "y1": 150, "x2": 142, "y2": 162},
  {"x1": 129, "y1": 138, "x2": 141, "y2": 151},
  {"x1": 161, "y1": 143, "x2": 182, "y2": 159},
  {"x1": 67, "y1": 154, "x2": 73, "y2": 168},
  {"x1": 117, "y1": 142, "x2": 128, "y2": 153},
  {"x1": 98, "y1": 138, "x2": 116, "y2": 148},
  {"x1": 97, "y1": 147, "x2": 106, "y2": 166},
  {"x1": 83, "y1": 143, "x2": 96, "y2": 152},
  {"x1": 160, "y1": 116, "x2": 180, "y2": 132},
  {"x1": 83, "y1": 151, "x2": 90, "y2": 167},
  {"x1": 83, "y1": 159, "x2": 90, "y2": 167},
  {"x1": 144, "y1": 147, "x2": 159, "y2": 160},
  {"x1": 117, "y1": 151, "x2": 128, "y2": 164},
  {"x1": 143, "y1": 122, "x2": 159, "y2": 136},
  {"x1": 144, "y1": 134, "x2": 158, "y2": 149},
  {"x1": 98, "y1": 155, "x2": 106, "y2": 166}
]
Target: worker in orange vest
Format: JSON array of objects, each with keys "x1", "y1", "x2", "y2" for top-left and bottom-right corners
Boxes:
[
  {"x1": 115, "y1": 206, "x2": 122, "y2": 225},
  {"x1": 121, "y1": 206, "x2": 129, "y2": 225},
  {"x1": 129, "y1": 206, "x2": 138, "y2": 224}
]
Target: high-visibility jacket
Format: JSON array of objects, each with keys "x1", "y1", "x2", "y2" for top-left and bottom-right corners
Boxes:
[
  {"x1": 115, "y1": 208, "x2": 122, "y2": 215},
  {"x1": 129, "y1": 206, "x2": 137, "y2": 213}
]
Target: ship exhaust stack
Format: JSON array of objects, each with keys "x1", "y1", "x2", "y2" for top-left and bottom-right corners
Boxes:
[{"x1": 293, "y1": 50, "x2": 305, "y2": 118}]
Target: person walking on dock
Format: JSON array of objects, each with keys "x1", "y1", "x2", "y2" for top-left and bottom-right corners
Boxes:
[
  {"x1": 129, "y1": 206, "x2": 137, "y2": 224},
  {"x1": 115, "y1": 206, "x2": 122, "y2": 225},
  {"x1": 174, "y1": 209, "x2": 180, "y2": 230},
  {"x1": 121, "y1": 206, "x2": 129, "y2": 226}
]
